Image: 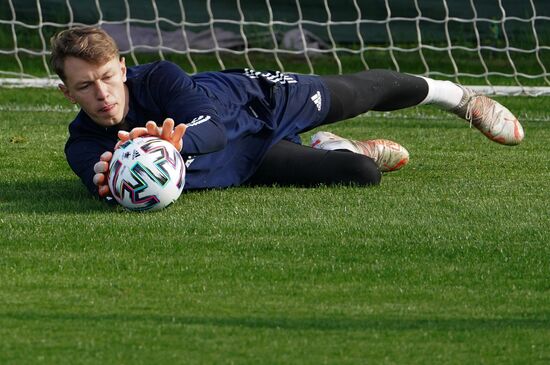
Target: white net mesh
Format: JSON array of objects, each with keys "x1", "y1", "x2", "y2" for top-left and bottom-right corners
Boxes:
[{"x1": 0, "y1": 0, "x2": 549, "y2": 95}]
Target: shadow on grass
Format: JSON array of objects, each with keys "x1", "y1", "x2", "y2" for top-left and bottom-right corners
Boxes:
[
  {"x1": 1, "y1": 311, "x2": 548, "y2": 332},
  {"x1": 0, "y1": 178, "x2": 106, "y2": 214}
]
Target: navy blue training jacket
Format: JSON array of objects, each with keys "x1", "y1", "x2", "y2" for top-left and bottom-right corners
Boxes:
[{"x1": 64, "y1": 61, "x2": 330, "y2": 197}]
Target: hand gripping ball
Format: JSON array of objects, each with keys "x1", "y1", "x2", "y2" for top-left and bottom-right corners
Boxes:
[{"x1": 108, "y1": 137, "x2": 186, "y2": 211}]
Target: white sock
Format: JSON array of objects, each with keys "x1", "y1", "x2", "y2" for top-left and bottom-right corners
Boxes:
[{"x1": 418, "y1": 76, "x2": 464, "y2": 110}]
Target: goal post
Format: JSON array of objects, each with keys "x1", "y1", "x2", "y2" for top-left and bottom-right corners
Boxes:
[{"x1": 1, "y1": 0, "x2": 549, "y2": 95}]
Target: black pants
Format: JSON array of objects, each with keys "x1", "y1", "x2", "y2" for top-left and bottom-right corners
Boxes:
[{"x1": 245, "y1": 70, "x2": 429, "y2": 187}]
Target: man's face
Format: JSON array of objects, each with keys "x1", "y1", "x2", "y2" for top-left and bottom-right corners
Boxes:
[{"x1": 60, "y1": 56, "x2": 128, "y2": 127}]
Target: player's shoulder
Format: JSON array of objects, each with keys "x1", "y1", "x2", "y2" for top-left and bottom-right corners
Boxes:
[
  {"x1": 126, "y1": 60, "x2": 187, "y2": 82},
  {"x1": 150, "y1": 60, "x2": 183, "y2": 74},
  {"x1": 127, "y1": 61, "x2": 194, "y2": 94}
]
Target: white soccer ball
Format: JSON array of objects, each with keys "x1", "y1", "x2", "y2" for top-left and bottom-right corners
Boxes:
[{"x1": 108, "y1": 137, "x2": 186, "y2": 211}]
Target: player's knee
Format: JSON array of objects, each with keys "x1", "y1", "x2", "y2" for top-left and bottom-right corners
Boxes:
[{"x1": 338, "y1": 153, "x2": 381, "y2": 186}]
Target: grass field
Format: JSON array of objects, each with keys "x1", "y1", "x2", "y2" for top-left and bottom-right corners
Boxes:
[{"x1": 1, "y1": 87, "x2": 549, "y2": 364}]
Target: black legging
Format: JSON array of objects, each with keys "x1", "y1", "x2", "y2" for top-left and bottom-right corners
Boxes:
[
  {"x1": 245, "y1": 70, "x2": 429, "y2": 187},
  {"x1": 245, "y1": 139, "x2": 382, "y2": 187},
  {"x1": 321, "y1": 69, "x2": 429, "y2": 123}
]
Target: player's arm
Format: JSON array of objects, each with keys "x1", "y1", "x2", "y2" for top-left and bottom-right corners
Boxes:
[
  {"x1": 65, "y1": 137, "x2": 117, "y2": 199},
  {"x1": 116, "y1": 118, "x2": 186, "y2": 151},
  {"x1": 147, "y1": 61, "x2": 227, "y2": 155}
]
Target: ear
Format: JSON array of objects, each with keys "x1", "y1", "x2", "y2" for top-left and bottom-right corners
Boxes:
[
  {"x1": 59, "y1": 83, "x2": 77, "y2": 104},
  {"x1": 120, "y1": 57, "x2": 127, "y2": 83}
]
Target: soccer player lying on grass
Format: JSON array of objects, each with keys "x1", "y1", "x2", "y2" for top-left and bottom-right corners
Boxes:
[{"x1": 50, "y1": 27, "x2": 524, "y2": 201}]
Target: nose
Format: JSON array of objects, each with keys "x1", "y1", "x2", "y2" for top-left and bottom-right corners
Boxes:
[{"x1": 94, "y1": 81, "x2": 109, "y2": 100}]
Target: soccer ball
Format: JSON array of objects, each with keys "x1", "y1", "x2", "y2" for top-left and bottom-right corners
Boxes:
[{"x1": 108, "y1": 137, "x2": 186, "y2": 211}]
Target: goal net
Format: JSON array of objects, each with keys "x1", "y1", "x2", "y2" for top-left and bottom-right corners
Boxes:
[{"x1": 1, "y1": 0, "x2": 549, "y2": 95}]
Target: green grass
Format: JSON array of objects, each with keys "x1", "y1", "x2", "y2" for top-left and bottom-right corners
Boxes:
[{"x1": 1, "y1": 88, "x2": 549, "y2": 364}]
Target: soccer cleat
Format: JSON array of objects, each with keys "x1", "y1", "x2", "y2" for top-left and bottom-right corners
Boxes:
[
  {"x1": 310, "y1": 131, "x2": 409, "y2": 172},
  {"x1": 451, "y1": 85, "x2": 524, "y2": 145}
]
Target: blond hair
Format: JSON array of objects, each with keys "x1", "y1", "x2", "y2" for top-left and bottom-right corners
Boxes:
[{"x1": 50, "y1": 26, "x2": 119, "y2": 81}]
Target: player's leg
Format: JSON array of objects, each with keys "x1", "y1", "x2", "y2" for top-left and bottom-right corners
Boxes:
[
  {"x1": 320, "y1": 70, "x2": 429, "y2": 123},
  {"x1": 427, "y1": 81, "x2": 524, "y2": 145},
  {"x1": 244, "y1": 140, "x2": 381, "y2": 187},
  {"x1": 318, "y1": 70, "x2": 523, "y2": 145},
  {"x1": 303, "y1": 70, "x2": 421, "y2": 172},
  {"x1": 310, "y1": 132, "x2": 409, "y2": 173}
]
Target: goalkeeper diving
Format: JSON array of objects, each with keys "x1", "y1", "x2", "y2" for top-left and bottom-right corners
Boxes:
[{"x1": 49, "y1": 27, "x2": 524, "y2": 200}]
